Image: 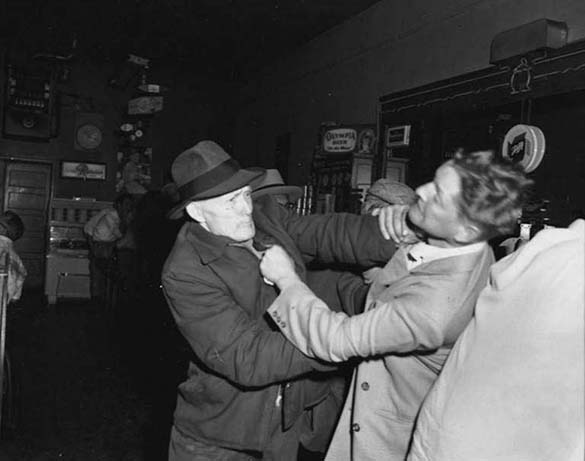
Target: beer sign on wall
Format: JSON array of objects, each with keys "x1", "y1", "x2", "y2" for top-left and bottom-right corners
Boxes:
[
  {"x1": 321, "y1": 124, "x2": 376, "y2": 155},
  {"x1": 502, "y1": 124, "x2": 546, "y2": 173}
]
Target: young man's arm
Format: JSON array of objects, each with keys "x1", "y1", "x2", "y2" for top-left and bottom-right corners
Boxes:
[
  {"x1": 257, "y1": 196, "x2": 398, "y2": 269},
  {"x1": 266, "y1": 279, "x2": 448, "y2": 362},
  {"x1": 162, "y1": 265, "x2": 334, "y2": 388},
  {"x1": 261, "y1": 245, "x2": 489, "y2": 362}
]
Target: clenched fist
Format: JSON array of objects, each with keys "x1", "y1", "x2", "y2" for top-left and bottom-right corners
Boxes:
[{"x1": 259, "y1": 244, "x2": 301, "y2": 290}]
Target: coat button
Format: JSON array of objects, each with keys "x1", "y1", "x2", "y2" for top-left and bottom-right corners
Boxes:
[
  {"x1": 361, "y1": 382, "x2": 370, "y2": 391},
  {"x1": 351, "y1": 423, "x2": 360, "y2": 432}
]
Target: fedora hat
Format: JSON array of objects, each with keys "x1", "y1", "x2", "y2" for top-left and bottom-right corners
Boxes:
[
  {"x1": 250, "y1": 169, "x2": 303, "y2": 203},
  {"x1": 167, "y1": 140, "x2": 264, "y2": 219}
]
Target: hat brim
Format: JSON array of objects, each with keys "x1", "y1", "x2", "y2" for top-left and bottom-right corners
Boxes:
[
  {"x1": 252, "y1": 185, "x2": 303, "y2": 203},
  {"x1": 167, "y1": 168, "x2": 265, "y2": 220}
]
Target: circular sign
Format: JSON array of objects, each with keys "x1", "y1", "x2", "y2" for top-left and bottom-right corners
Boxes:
[{"x1": 502, "y1": 124, "x2": 545, "y2": 173}]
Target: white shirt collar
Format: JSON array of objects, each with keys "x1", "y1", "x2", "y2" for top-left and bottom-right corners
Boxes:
[{"x1": 406, "y1": 241, "x2": 487, "y2": 270}]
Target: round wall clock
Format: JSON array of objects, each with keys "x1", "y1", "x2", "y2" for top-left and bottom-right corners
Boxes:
[{"x1": 76, "y1": 123, "x2": 103, "y2": 150}]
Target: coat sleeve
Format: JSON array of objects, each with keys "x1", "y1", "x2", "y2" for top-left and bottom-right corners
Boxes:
[
  {"x1": 266, "y1": 198, "x2": 397, "y2": 268},
  {"x1": 267, "y1": 278, "x2": 455, "y2": 362},
  {"x1": 162, "y1": 266, "x2": 334, "y2": 388}
]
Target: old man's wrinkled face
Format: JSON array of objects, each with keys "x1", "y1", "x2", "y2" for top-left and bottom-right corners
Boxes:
[{"x1": 192, "y1": 186, "x2": 255, "y2": 242}]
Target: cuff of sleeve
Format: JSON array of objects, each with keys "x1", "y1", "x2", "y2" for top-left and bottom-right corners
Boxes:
[{"x1": 267, "y1": 281, "x2": 313, "y2": 331}]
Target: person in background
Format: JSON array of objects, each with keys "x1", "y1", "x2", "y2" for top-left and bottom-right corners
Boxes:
[
  {"x1": 260, "y1": 150, "x2": 532, "y2": 461},
  {"x1": 84, "y1": 193, "x2": 135, "y2": 250},
  {"x1": 161, "y1": 140, "x2": 397, "y2": 461},
  {"x1": 0, "y1": 211, "x2": 27, "y2": 302},
  {"x1": 407, "y1": 218, "x2": 584, "y2": 461},
  {"x1": 122, "y1": 151, "x2": 148, "y2": 196},
  {"x1": 250, "y1": 168, "x2": 303, "y2": 209},
  {"x1": 361, "y1": 178, "x2": 416, "y2": 215},
  {"x1": 84, "y1": 193, "x2": 135, "y2": 301},
  {"x1": 161, "y1": 178, "x2": 181, "y2": 207}
]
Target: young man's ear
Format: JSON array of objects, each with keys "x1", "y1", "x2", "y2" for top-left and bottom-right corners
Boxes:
[
  {"x1": 186, "y1": 202, "x2": 204, "y2": 223},
  {"x1": 454, "y1": 222, "x2": 481, "y2": 244}
]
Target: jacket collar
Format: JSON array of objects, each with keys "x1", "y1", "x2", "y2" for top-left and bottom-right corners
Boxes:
[
  {"x1": 381, "y1": 244, "x2": 491, "y2": 283},
  {"x1": 406, "y1": 241, "x2": 487, "y2": 270},
  {"x1": 407, "y1": 244, "x2": 491, "y2": 275},
  {"x1": 183, "y1": 220, "x2": 237, "y2": 265}
]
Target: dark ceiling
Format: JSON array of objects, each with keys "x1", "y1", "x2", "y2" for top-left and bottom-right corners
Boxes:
[{"x1": 1, "y1": 0, "x2": 381, "y2": 81}]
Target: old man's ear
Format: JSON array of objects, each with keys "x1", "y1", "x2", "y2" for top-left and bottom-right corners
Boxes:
[{"x1": 186, "y1": 202, "x2": 205, "y2": 223}]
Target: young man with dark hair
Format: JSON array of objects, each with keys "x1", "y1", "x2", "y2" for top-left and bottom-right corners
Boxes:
[{"x1": 260, "y1": 150, "x2": 532, "y2": 461}]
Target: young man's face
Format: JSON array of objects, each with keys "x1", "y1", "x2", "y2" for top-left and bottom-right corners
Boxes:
[
  {"x1": 407, "y1": 163, "x2": 469, "y2": 247},
  {"x1": 193, "y1": 186, "x2": 255, "y2": 242}
]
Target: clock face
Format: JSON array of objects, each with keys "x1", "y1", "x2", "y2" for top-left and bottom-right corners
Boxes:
[{"x1": 76, "y1": 123, "x2": 103, "y2": 150}]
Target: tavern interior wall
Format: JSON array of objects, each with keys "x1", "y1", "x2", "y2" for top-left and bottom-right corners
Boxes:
[
  {"x1": 233, "y1": 0, "x2": 585, "y2": 186},
  {"x1": 0, "y1": 60, "x2": 233, "y2": 201}
]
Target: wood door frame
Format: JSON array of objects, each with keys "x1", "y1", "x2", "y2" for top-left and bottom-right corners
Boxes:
[
  {"x1": 0, "y1": 155, "x2": 55, "y2": 214},
  {"x1": 0, "y1": 155, "x2": 54, "y2": 290}
]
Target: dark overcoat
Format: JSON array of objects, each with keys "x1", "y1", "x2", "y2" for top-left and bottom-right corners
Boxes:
[{"x1": 161, "y1": 196, "x2": 396, "y2": 452}]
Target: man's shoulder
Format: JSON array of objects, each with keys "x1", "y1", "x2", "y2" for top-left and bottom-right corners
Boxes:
[
  {"x1": 380, "y1": 245, "x2": 491, "y2": 294},
  {"x1": 163, "y1": 222, "x2": 201, "y2": 273}
]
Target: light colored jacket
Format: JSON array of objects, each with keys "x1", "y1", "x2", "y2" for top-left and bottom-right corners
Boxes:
[
  {"x1": 408, "y1": 220, "x2": 585, "y2": 461},
  {"x1": 268, "y1": 244, "x2": 493, "y2": 461},
  {"x1": 83, "y1": 208, "x2": 121, "y2": 242},
  {"x1": 0, "y1": 235, "x2": 27, "y2": 301}
]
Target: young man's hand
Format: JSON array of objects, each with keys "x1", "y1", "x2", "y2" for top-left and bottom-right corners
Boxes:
[{"x1": 372, "y1": 204, "x2": 418, "y2": 245}]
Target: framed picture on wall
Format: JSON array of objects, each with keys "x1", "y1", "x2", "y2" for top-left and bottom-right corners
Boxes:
[
  {"x1": 60, "y1": 161, "x2": 107, "y2": 180},
  {"x1": 386, "y1": 158, "x2": 408, "y2": 183}
]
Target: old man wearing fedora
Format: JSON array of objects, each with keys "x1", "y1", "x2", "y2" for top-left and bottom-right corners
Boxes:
[{"x1": 162, "y1": 140, "x2": 398, "y2": 461}]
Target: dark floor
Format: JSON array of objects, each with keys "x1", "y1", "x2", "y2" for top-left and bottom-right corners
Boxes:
[
  {"x1": 0, "y1": 285, "x2": 186, "y2": 461},
  {"x1": 0, "y1": 285, "x2": 326, "y2": 461}
]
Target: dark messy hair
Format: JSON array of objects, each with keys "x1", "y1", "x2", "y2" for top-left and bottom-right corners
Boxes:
[
  {"x1": 448, "y1": 150, "x2": 533, "y2": 241},
  {"x1": 0, "y1": 210, "x2": 25, "y2": 241}
]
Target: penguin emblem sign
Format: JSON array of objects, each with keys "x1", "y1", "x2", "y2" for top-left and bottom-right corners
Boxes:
[{"x1": 502, "y1": 124, "x2": 545, "y2": 173}]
